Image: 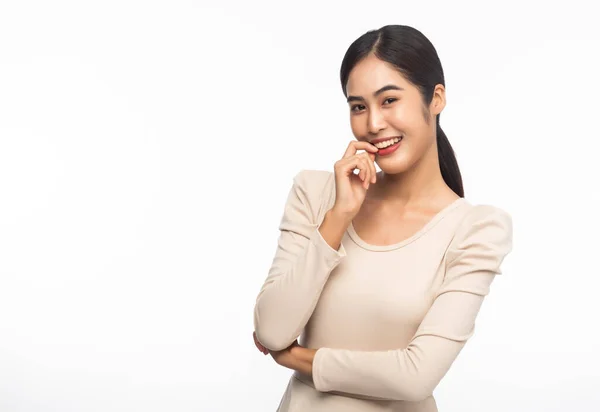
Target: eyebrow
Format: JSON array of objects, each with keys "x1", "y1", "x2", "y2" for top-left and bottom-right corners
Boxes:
[{"x1": 346, "y1": 84, "x2": 404, "y2": 103}]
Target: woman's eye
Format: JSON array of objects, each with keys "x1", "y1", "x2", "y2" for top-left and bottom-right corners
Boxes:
[
  {"x1": 383, "y1": 97, "x2": 397, "y2": 105},
  {"x1": 351, "y1": 104, "x2": 365, "y2": 112}
]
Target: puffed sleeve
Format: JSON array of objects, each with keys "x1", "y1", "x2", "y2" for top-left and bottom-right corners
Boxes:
[
  {"x1": 312, "y1": 205, "x2": 513, "y2": 401},
  {"x1": 253, "y1": 170, "x2": 346, "y2": 351}
]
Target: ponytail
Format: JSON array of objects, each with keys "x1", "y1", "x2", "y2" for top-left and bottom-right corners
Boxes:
[{"x1": 436, "y1": 118, "x2": 464, "y2": 197}]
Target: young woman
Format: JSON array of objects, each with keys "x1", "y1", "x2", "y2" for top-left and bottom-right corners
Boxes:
[{"x1": 252, "y1": 24, "x2": 513, "y2": 412}]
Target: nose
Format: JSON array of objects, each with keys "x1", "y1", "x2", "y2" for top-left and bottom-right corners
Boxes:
[{"x1": 367, "y1": 107, "x2": 386, "y2": 135}]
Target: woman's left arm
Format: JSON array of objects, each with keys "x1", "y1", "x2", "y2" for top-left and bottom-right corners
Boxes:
[{"x1": 306, "y1": 206, "x2": 513, "y2": 402}]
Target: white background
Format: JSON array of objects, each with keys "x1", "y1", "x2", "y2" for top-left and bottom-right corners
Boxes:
[{"x1": 1, "y1": 1, "x2": 599, "y2": 411}]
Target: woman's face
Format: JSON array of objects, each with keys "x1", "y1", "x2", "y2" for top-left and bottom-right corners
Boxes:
[{"x1": 345, "y1": 54, "x2": 445, "y2": 175}]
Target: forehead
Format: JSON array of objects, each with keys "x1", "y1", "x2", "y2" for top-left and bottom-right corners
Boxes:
[{"x1": 346, "y1": 54, "x2": 408, "y2": 95}]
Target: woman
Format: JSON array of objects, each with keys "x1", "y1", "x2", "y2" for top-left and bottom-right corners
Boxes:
[{"x1": 252, "y1": 24, "x2": 513, "y2": 412}]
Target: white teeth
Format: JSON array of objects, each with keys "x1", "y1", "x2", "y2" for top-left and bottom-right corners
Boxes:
[{"x1": 374, "y1": 136, "x2": 401, "y2": 149}]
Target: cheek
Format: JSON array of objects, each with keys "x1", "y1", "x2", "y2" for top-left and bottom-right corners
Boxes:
[
  {"x1": 385, "y1": 105, "x2": 411, "y2": 129},
  {"x1": 388, "y1": 104, "x2": 431, "y2": 138},
  {"x1": 349, "y1": 116, "x2": 365, "y2": 138}
]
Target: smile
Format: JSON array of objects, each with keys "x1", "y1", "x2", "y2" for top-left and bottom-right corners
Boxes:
[
  {"x1": 373, "y1": 136, "x2": 402, "y2": 149},
  {"x1": 374, "y1": 136, "x2": 403, "y2": 157}
]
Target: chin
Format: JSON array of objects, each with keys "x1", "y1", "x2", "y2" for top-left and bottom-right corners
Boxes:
[
  {"x1": 376, "y1": 154, "x2": 414, "y2": 175},
  {"x1": 378, "y1": 165, "x2": 410, "y2": 176}
]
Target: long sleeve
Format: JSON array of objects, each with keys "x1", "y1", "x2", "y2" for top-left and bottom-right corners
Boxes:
[
  {"x1": 253, "y1": 170, "x2": 346, "y2": 351},
  {"x1": 311, "y1": 205, "x2": 513, "y2": 402}
]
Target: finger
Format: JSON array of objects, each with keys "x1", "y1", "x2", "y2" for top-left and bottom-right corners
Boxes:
[
  {"x1": 343, "y1": 140, "x2": 379, "y2": 158},
  {"x1": 359, "y1": 157, "x2": 369, "y2": 188},
  {"x1": 362, "y1": 158, "x2": 371, "y2": 189},
  {"x1": 356, "y1": 156, "x2": 370, "y2": 189},
  {"x1": 253, "y1": 332, "x2": 268, "y2": 354},
  {"x1": 337, "y1": 155, "x2": 364, "y2": 178},
  {"x1": 345, "y1": 155, "x2": 367, "y2": 183},
  {"x1": 253, "y1": 334, "x2": 262, "y2": 351},
  {"x1": 340, "y1": 154, "x2": 370, "y2": 189},
  {"x1": 358, "y1": 153, "x2": 373, "y2": 187},
  {"x1": 367, "y1": 152, "x2": 377, "y2": 183}
]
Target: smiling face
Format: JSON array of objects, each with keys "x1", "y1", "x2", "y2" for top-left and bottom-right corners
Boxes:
[{"x1": 345, "y1": 53, "x2": 446, "y2": 175}]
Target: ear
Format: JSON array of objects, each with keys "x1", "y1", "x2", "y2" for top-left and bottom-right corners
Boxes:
[{"x1": 431, "y1": 84, "x2": 446, "y2": 115}]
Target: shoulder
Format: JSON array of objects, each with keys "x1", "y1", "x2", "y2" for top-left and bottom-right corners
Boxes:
[
  {"x1": 447, "y1": 202, "x2": 513, "y2": 267},
  {"x1": 458, "y1": 203, "x2": 513, "y2": 236},
  {"x1": 286, "y1": 169, "x2": 336, "y2": 224},
  {"x1": 292, "y1": 169, "x2": 334, "y2": 193}
]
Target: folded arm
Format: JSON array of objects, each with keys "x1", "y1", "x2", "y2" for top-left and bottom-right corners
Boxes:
[{"x1": 311, "y1": 206, "x2": 513, "y2": 401}]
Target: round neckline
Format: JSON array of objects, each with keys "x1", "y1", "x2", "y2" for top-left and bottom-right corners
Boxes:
[{"x1": 346, "y1": 197, "x2": 467, "y2": 252}]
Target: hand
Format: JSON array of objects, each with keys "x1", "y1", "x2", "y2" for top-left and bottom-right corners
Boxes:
[
  {"x1": 269, "y1": 340, "x2": 316, "y2": 376},
  {"x1": 253, "y1": 331, "x2": 268, "y2": 355},
  {"x1": 331, "y1": 140, "x2": 379, "y2": 219},
  {"x1": 269, "y1": 340, "x2": 301, "y2": 367}
]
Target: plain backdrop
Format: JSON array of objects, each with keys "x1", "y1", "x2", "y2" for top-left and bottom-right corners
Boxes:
[{"x1": 1, "y1": 1, "x2": 599, "y2": 411}]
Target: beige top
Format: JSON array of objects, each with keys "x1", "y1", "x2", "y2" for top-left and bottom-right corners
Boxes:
[{"x1": 253, "y1": 169, "x2": 513, "y2": 412}]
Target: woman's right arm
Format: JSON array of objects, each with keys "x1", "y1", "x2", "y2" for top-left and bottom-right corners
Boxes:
[
  {"x1": 253, "y1": 170, "x2": 349, "y2": 351},
  {"x1": 254, "y1": 141, "x2": 378, "y2": 351}
]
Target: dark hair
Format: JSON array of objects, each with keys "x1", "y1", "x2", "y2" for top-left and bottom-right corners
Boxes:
[{"x1": 340, "y1": 25, "x2": 464, "y2": 197}]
